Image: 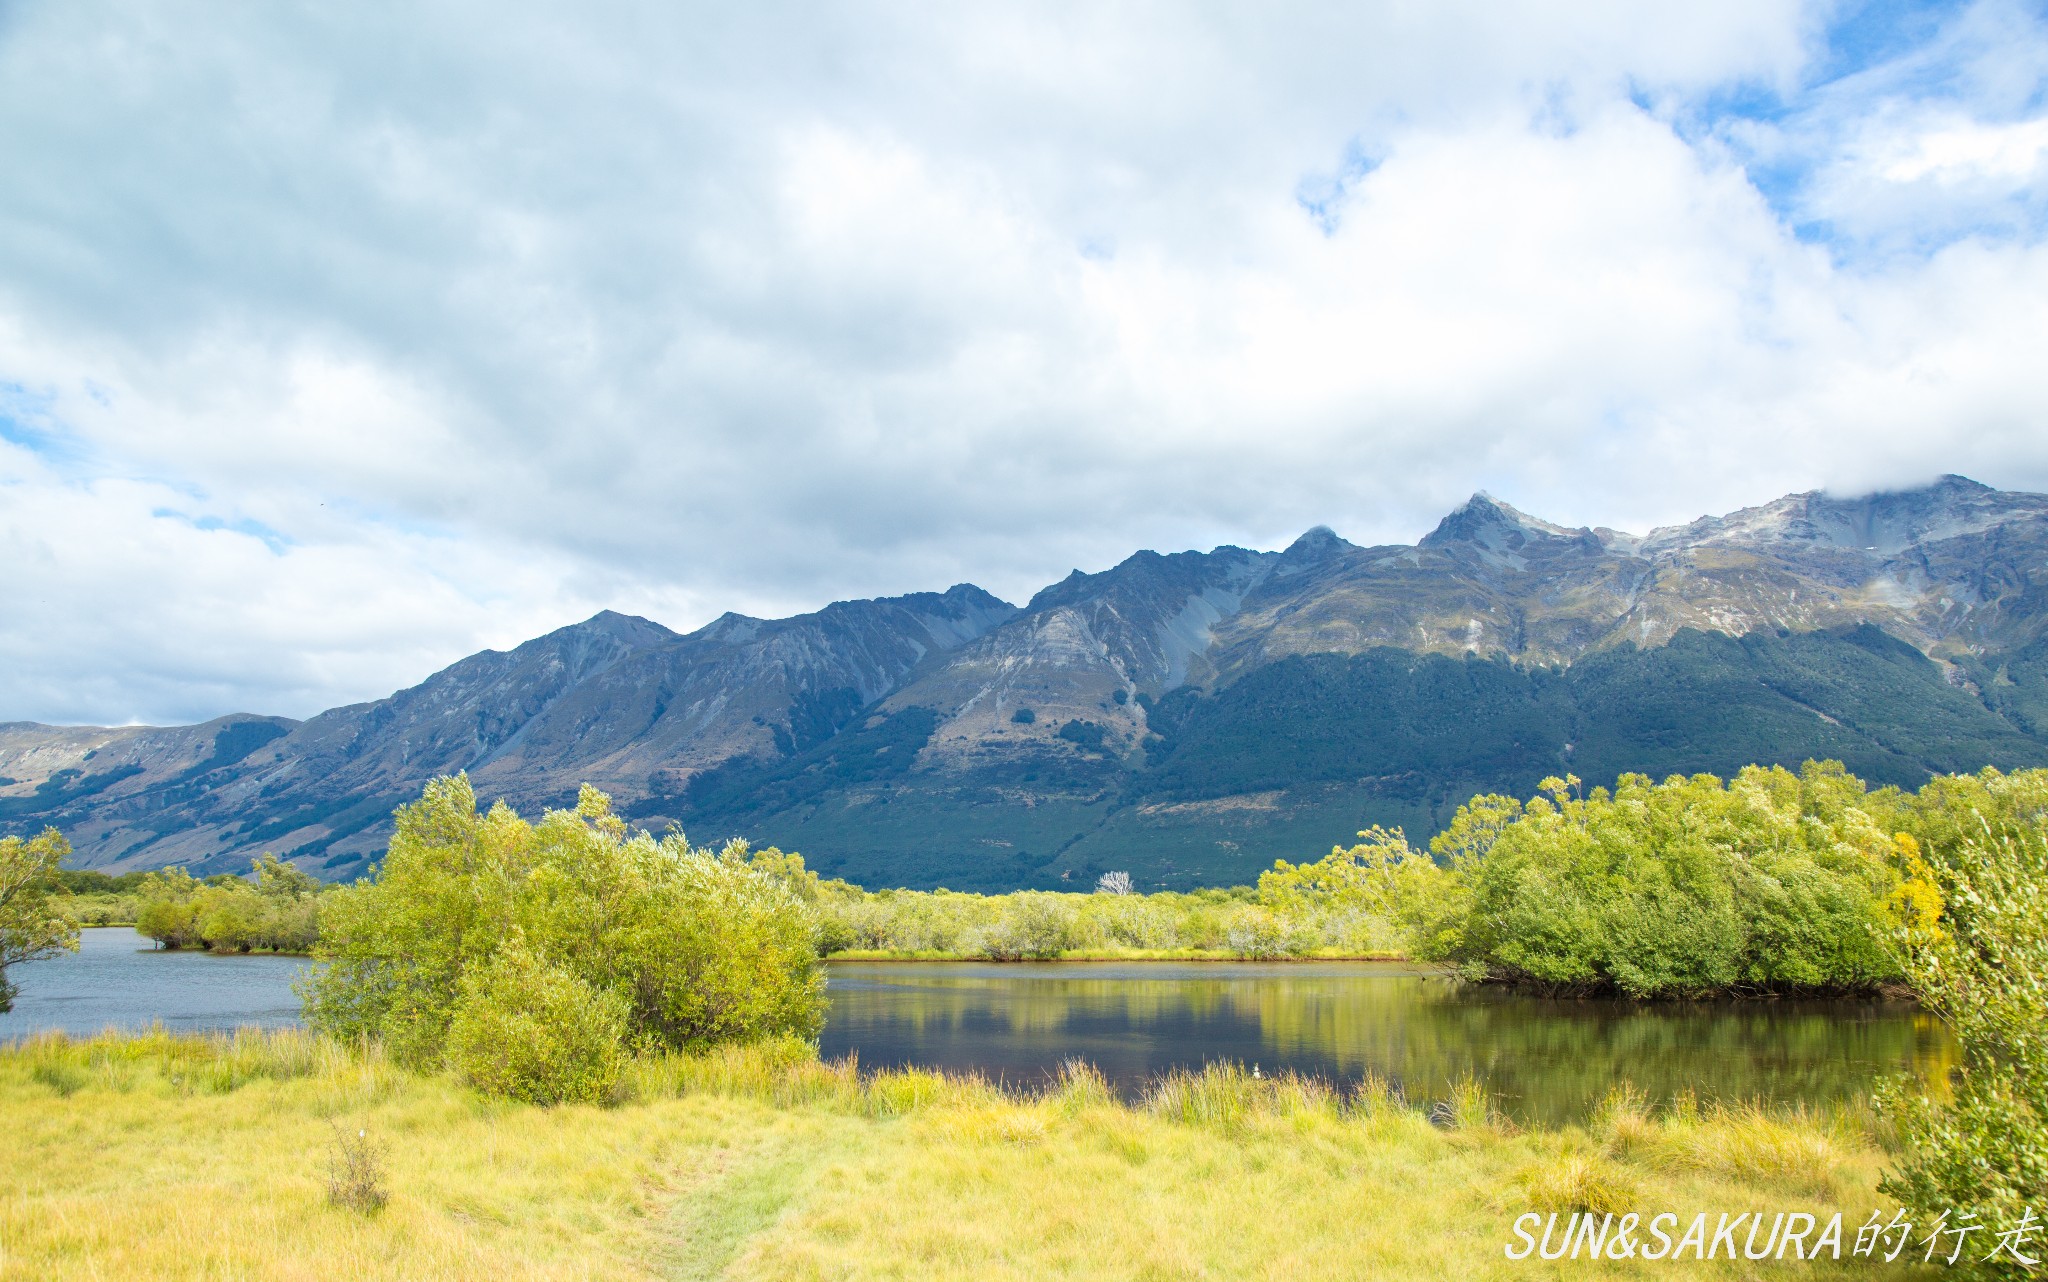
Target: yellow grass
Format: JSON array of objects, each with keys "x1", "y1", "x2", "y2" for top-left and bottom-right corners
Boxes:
[{"x1": 1, "y1": 1030, "x2": 1916, "y2": 1280}]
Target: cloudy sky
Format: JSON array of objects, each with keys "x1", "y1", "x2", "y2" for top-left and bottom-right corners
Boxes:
[{"x1": 3, "y1": 0, "x2": 2047, "y2": 726}]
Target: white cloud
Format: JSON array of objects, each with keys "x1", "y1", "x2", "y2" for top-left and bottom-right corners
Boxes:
[
  {"x1": 0, "y1": 0, "x2": 2045, "y2": 724},
  {"x1": 1880, "y1": 116, "x2": 2048, "y2": 183}
]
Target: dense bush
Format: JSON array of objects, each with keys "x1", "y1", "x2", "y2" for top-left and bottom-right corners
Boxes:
[
  {"x1": 60, "y1": 892, "x2": 140, "y2": 927},
  {"x1": 1424, "y1": 764, "x2": 1925, "y2": 996},
  {"x1": 444, "y1": 937, "x2": 629, "y2": 1105},
  {"x1": 971, "y1": 892, "x2": 1077, "y2": 960},
  {"x1": 49, "y1": 868, "x2": 148, "y2": 927},
  {"x1": 1880, "y1": 768, "x2": 2048, "y2": 1279},
  {"x1": 303, "y1": 775, "x2": 825, "y2": 1101},
  {"x1": 792, "y1": 761, "x2": 2048, "y2": 995},
  {"x1": 135, "y1": 855, "x2": 322, "y2": 953}
]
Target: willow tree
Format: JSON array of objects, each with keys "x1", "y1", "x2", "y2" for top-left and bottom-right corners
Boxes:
[
  {"x1": 0, "y1": 828, "x2": 78, "y2": 1013},
  {"x1": 302, "y1": 775, "x2": 826, "y2": 1103}
]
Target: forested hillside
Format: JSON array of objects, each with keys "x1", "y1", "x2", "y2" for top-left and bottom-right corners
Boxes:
[{"x1": 5, "y1": 475, "x2": 2047, "y2": 888}]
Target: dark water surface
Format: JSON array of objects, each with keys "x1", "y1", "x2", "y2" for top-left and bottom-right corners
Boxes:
[
  {"x1": 5, "y1": 934, "x2": 1951, "y2": 1123},
  {"x1": 819, "y1": 961, "x2": 1954, "y2": 1124}
]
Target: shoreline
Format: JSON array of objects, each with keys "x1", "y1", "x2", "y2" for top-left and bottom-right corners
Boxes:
[{"x1": 74, "y1": 938, "x2": 1923, "y2": 1000}]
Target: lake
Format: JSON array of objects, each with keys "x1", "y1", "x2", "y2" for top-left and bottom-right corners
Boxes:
[
  {"x1": 0, "y1": 927, "x2": 308, "y2": 1038},
  {"x1": 2, "y1": 931, "x2": 1952, "y2": 1123}
]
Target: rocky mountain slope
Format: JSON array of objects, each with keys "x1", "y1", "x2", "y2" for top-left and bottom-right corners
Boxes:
[
  {"x1": 1, "y1": 586, "x2": 1013, "y2": 874},
  {"x1": 6, "y1": 475, "x2": 2046, "y2": 887}
]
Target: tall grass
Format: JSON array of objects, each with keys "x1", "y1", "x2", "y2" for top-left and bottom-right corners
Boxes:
[
  {"x1": 11, "y1": 1025, "x2": 344, "y2": 1096},
  {"x1": 1589, "y1": 1080, "x2": 1864, "y2": 1195},
  {"x1": 1142, "y1": 1061, "x2": 1340, "y2": 1128}
]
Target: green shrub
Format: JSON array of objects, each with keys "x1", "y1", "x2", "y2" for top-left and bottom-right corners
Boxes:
[
  {"x1": 975, "y1": 892, "x2": 1075, "y2": 960},
  {"x1": 1224, "y1": 907, "x2": 1290, "y2": 959},
  {"x1": 1881, "y1": 769, "x2": 2048, "y2": 1279},
  {"x1": 303, "y1": 776, "x2": 826, "y2": 1087},
  {"x1": 1431, "y1": 764, "x2": 1913, "y2": 996},
  {"x1": 445, "y1": 939, "x2": 628, "y2": 1106}
]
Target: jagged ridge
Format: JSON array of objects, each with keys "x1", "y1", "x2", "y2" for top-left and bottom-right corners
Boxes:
[{"x1": 5, "y1": 475, "x2": 2046, "y2": 885}]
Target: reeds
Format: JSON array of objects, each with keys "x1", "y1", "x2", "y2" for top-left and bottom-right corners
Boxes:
[
  {"x1": 1516, "y1": 1151, "x2": 1638, "y2": 1216},
  {"x1": 1141, "y1": 1061, "x2": 1340, "y2": 1128},
  {"x1": 1589, "y1": 1080, "x2": 1858, "y2": 1195},
  {"x1": 10, "y1": 1025, "x2": 343, "y2": 1097},
  {"x1": 628, "y1": 1039, "x2": 1424, "y2": 1133},
  {"x1": 8, "y1": 1026, "x2": 1874, "y2": 1181}
]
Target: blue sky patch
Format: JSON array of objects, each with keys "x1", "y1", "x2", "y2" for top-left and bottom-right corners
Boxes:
[
  {"x1": 149, "y1": 507, "x2": 296, "y2": 554},
  {"x1": 1295, "y1": 142, "x2": 1383, "y2": 235},
  {"x1": 0, "y1": 381, "x2": 94, "y2": 472}
]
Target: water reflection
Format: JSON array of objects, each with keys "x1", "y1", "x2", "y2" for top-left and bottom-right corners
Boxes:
[
  {"x1": 820, "y1": 961, "x2": 1953, "y2": 1124},
  {"x1": 3, "y1": 936, "x2": 1953, "y2": 1125}
]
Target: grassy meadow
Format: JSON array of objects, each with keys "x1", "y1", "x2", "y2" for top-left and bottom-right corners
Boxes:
[{"x1": 1, "y1": 1029, "x2": 1919, "y2": 1282}]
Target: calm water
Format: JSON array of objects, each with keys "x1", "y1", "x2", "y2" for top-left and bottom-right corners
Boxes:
[
  {"x1": 0, "y1": 927, "x2": 308, "y2": 1038},
  {"x1": 819, "y1": 961, "x2": 1954, "y2": 1123},
  {"x1": 3, "y1": 932, "x2": 1952, "y2": 1122}
]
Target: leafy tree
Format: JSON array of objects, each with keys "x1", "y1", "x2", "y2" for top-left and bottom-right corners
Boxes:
[
  {"x1": 0, "y1": 828, "x2": 77, "y2": 1013},
  {"x1": 303, "y1": 775, "x2": 825, "y2": 1099},
  {"x1": 254, "y1": 852, "x2": 320, "y2": 899},
  {"x1": 1258, "y1": 826, "x2": 1451, "y2": 956},
  {"x1": 1056, "y1": 720, "x2": 1109, "y2": 753},
  {"x1": 135, "y1": 868, "x2": 205, "y2": 949},
  {"x1": 1260, "y1": 826, "x2": 1442, "y2": 918}
]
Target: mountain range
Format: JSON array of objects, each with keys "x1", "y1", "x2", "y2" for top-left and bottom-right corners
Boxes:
[{"x1": 6, "y1": 473, "x2": 2047, "y2": 890}]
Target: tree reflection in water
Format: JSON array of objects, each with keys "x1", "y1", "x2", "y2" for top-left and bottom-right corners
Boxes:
[{"x1": 820, "y1": 962, "x2": 1951, "y2": 1125}]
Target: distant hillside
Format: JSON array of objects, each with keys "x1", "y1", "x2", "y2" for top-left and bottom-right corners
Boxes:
[{"x1": 6, "y1": 475, "x2": 2047, "y2": 889}]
